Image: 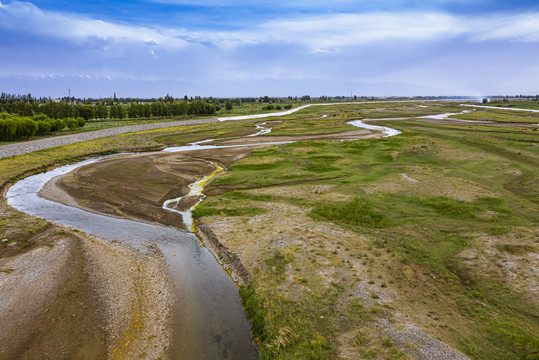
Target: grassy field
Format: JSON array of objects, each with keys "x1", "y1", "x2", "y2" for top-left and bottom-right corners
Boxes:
[
  {"x1": 195, "y1": 112, "x2": 538, "y2": 359},
  {"x1": 450, "y1": 109, "x2": 539, "y2": 123},
  {"x1": 485, "y1": 101, "x2": 539, "y2": 110}
]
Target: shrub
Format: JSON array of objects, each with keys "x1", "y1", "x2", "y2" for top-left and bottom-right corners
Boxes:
[
  {"x1": 36, "y1": 120, "x2": 52, "y2": 135},
  {"x1": 33, "y1": 114, "x2": 50, "y2": 121},
  {"x1": 49, "y1": 118, "x2": 65, "y2": 132},
  {"x1": 0, "y1": 118, "x2": 17, "y2": 141},
  {"x1": 15, "y1": 118, "x2": 38, "y2": 139},
  {"x1": 76, "y1": 117, "x2": 86, "y2": 128},
  {"x1": 64, "y1": 118, "x2": 76, "y2": 130}
]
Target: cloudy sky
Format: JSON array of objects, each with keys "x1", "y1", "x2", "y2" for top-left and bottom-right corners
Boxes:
[{"x1": 1, "y1": 0, "x2": 538, "y2": 98}]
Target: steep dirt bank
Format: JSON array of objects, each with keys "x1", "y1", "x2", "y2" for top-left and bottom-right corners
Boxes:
[{"x1": 196, "y1": 222, "x2": 251, "y2": 286}]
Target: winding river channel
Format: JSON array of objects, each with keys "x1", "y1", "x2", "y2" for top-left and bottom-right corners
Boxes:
[{"x1": 6, "y1": 117, "x2": 400, "y2": 358}]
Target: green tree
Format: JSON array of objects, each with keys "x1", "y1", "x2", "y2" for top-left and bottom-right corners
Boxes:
[
  {"x1": 16, "y1": 118, "x2": 38, "y2": 139},
  {"x1": 96, "y1": 103, "x2": 109, "y2": 119},
  {"x1": 77, "y1": 105, "x2": 96, "y2": 120},
  {"x1": 117, "y1": 105, "x2": 127, "y2": 119}
]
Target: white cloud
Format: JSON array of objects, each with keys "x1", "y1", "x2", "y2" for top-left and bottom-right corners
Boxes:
[
  {"x1": 2, "y1": 1, "x2": 539, "y2": 54},
  {"x1": 470, "y1": 13, "x2": 539, "y2": 42},
  {"x1": 257, "y1": 12, "x2": 464, "y2": 49},
  {"x1": 0, "y1": 1, "x2": 189, "y2": 50}
]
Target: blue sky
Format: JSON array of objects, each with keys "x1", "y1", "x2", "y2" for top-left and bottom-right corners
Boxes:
[{"x1": 1, "y1": 0, "x2": 538, "y2": 98}]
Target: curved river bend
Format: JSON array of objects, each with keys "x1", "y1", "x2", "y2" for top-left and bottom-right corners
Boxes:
[
  {"x1": 6, "y1": 119, "x2": 400, "y2": 359},
  {"x1": 6, "y1": 156, "x2": 259, "y2": 359}
]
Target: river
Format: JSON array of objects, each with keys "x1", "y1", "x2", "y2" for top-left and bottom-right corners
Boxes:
[{"x1": 6, "y1": 117, "x2": 400, "y2": 359}]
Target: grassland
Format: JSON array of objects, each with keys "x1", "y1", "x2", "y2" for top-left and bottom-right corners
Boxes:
[
  {"x1": 450, "y1": 109, "x2": 539, "y2": 123},
  {"x1": 195, "y1": 109, "x2": 538, "y2": 359},
  {"x1": 485, "y1": 101, "x2": 539, "y2": 110}
]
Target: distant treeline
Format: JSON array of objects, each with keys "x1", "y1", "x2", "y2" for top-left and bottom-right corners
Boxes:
[
  {"x1": 0, "y1": 92, "x2": 319, "y2": 121},
  {"x1": 0, "y1": 113, "x2": 85, "y2": 141},
  {"x1": 0, "y1": 98, "x2": 218, "y2": 121}
]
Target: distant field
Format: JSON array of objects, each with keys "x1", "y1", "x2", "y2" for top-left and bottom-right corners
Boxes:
[
  {"x1": 451, "y1": 109, "x2": 539, "y2": 123},
  {"x1": 0, "y1": 100, "x2": 463, "y2": 146},
  {"x1": 485, "y1": 100, "x2": 539, "y2": 110}
]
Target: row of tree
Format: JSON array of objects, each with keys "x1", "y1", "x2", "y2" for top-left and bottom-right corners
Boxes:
[
  {"x1": 0, "y1": 113, "x2": 85, "y2": 141},
  {"x1": 0, "y1": 99, "x2": 217, "y2": 120}
]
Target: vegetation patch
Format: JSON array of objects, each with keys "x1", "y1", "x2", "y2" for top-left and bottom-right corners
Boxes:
[
  {"x1": 306, "y1": 155, "x2": 342, "y2": 173},
  {"x1": 450, "y1": 110, "x2": 539, "y2": 124},
  {"x1": 192, "y1": 206, "x2": 267, "y2": 218},
  {"x1": 310, "y1": 197, "x2": 390, "y2": 228},
  {"x1": 200, "y1": 106, "x2": 538, "y2": 359}
]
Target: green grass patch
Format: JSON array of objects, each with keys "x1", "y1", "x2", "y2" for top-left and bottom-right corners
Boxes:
[
  {"x1": 306, "y1": 155, "x2": 342, "y2": 173},
  {"x1": 192, "y1": 206, "x2": 267, "y2": 218},
  {"x1": 310, "y1": 197, "x2": 390, "y2": 228},
  {"x1": 450, "y1": 110, "x2": 539, "y2": 124}
]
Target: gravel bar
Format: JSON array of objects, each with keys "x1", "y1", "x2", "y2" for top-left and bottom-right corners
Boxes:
[{"x1": 0, "y1": 118, "x2": 219, "y2": 159}]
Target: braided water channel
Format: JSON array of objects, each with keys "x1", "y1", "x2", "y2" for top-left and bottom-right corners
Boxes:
[{"x1": 6, "y1": 119, "x2": 399, "y2": 359}]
